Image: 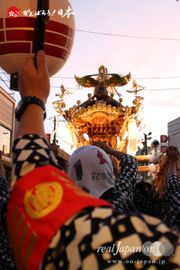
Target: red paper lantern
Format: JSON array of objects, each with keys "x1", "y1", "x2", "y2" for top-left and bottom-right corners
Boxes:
[{"x1": 0, "y1": 0, "x2": 75, "y2": 76}]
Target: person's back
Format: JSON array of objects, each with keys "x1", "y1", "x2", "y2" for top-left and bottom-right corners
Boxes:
[{"x1": 133, "y1": 146, "x2": 180, "y2": 228}]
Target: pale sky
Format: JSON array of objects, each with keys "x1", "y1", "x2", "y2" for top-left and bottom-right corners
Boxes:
[
  {"x1": 1, "y1": 0, "x2": 180, "y2": 154},
  {"x1": 45, "y1": 0, "x2": 180, "y2": 153}
]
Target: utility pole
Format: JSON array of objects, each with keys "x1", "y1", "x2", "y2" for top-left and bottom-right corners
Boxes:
[
  {"x1": 143, "y1": 132, "x2": 152, "y2": 155},
  {"x1": 53, "y1": 115, "x2": 57, "y2": 144}
]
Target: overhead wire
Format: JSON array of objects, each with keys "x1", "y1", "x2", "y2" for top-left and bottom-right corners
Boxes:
[{"x1": 76, "y1": 29, "x2": 180, "y2": 42}]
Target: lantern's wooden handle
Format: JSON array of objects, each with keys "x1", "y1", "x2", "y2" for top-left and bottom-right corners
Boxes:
[
  {"x1": 34, "y1": 0, "x2": 49, "y2": 68},
  {"x1": 10, "y1": 1, "x2": 49, "y2": 90}
]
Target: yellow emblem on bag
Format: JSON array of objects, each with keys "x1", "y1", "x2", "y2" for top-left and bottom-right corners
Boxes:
[{"x1": 24, "y1": 182, "x2": 63, "y2": 219}]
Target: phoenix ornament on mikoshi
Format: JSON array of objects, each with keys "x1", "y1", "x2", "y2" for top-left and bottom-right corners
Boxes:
[{"x1": 75, "y1": 65, "x2": 131, "y2": 89}]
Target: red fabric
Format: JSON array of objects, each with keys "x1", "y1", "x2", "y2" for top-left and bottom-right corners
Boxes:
[{"x1": 7, "y1": 165, "x2": 110, "y2": 270}]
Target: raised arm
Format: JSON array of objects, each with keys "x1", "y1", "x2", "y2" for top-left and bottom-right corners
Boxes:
[
  {"x1": 93, "y1": 141, "x2": 125, "y2": 159},
  {"x1": 15, "y1": 51, "x2": 49, "y2": 139},
  {"x1": 11, "y1": 51, "x2": 57, "y2": 185}
]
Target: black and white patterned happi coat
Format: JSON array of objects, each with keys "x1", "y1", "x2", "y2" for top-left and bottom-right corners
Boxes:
[{"x1": 0, "y1": 134, "x2": 179, "y2": 270}]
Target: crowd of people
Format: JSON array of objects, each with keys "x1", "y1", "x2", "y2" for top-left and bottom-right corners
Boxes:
[
  {"x1": 134, "y1": 146, "x2": 180, "y2": 229},
  {"x1": 0, "y1": 51, "x2": 179, "y2": 270}
]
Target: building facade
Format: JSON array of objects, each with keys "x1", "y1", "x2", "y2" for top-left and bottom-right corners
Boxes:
[
  {"x1": 0, "y1": 86, "x2": 15, "y2": 170},
  {"x1": 168, "y1": 117, "x2": 180, "y2": 150}
]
